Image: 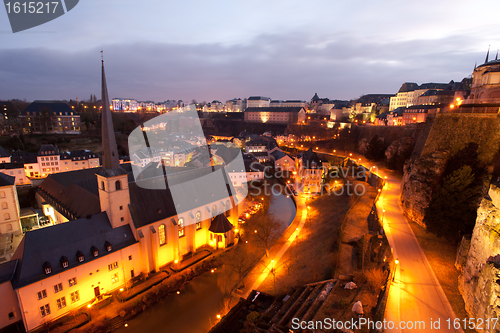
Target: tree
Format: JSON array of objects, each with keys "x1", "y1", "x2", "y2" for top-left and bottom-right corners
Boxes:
[
  {"x1": 248, "y1": 213, "x2": 281, "y2": 257},
  {"x1": 424, "y1": 165, "x2": 482, "y2": 242},
  {"x1": 217, "y1": 245, "x2": 257, "y2": 294},
  {"x1": 365, "y1": 135, "x2": 385, "y2": 161}
]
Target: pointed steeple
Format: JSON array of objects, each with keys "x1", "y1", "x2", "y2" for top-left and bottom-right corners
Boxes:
[
  {"x1": 485, "y1": 45, "x2": 490, "y2": 64},
  {"x1": 101, "y1": 52, "x2": 120, "y2": 170},
  {"x1": 474, "y1": 62, "x2": 477, "y2": 71},
  {"x1": 496, "y1": 49, "x2": 499, "y2": 61}
]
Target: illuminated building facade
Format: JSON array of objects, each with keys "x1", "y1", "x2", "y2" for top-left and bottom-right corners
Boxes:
[
  {"x1": 244, "y1": 107, "x2": 306, "y2": 124},
  {"x1": 111, "y1": 98, "x2": 138, "y2": 112}
]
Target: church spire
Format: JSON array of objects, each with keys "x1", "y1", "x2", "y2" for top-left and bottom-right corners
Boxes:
[
  {"x1": 485, "y1": 45, "x2": 490, "y2": 64},
  {"x1": 496, "y1": 49, "x2": 499, "y2": 61},
  {"x1": 101, "y1": 52, "x2": 120, "y2": 170}
]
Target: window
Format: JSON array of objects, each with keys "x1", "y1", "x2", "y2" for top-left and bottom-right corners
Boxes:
[
  {"x1": 70, "y1": 291, "x2": 80, "y2": 303},
  {"x1": 159, "y1": 224, "x2": 166, "y2": 245},
  {"x1": 120, "y1": 217, "x2": 124, "y2": 222},
  {"x1": 119, "y1": 205, "x2": 123, "y2": 210},
  {"x1": 54, "y1": 283, "x2": 63, "y2": 293},
  {"x1": 4, "y1": 213, "x2": 10, "y2": 220},
  {"x1": 178, "y1": 218, "x2": 185, "y2": 237},
  {"x1": 68, "y1": 277, "x2": 77, "y2": 287},
  {"x1": 128, "y1": 255, "x2": 132, "y2": 261},
  {"x1": 111, "y1": 273, "x2": 119, "y2": 284},
  {"x1": 56, "y1": 297, "x2": 66, "y2": 310},
  {"x1": 195, "y1": 211, "x2": 202, "y2": 230},
  {"x1": 8, "y1": 312, "x2": 14, "y2": 320},
  {"x1": 108, "y1": 262, "x2": 118, "y2": 271},
  {"x1": 37, "y1": 290, "x2": 47, "y2": 300},
  {"x1": 130, "y1": 270, "x2": 135, "y2": 278},
  {"x1": 40, "y1": 304, "x2": 50, "y2": 317},
  {"x1": 212, "y1": 205, "x2": 217, "y2": 217},
  {"x1": 101, "y1": 181, "x2": 105, "y2": 191},
  {"x1": 225, "y1": 200, "x2": 231, "y2": 217},
  {"x1": 115, "y1": 180, "x2": 121, "y2": 190}
]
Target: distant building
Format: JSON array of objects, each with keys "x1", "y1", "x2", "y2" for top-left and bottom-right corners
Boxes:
[
  {"x1": 0, "y1": 162, "x2": 30, "y2": 185},
  {"x1": 244, "y1": 107, "x2": 306, "y2": 124},
  {"x1": 247, "y1": 96, "x2": 271, "y2": 108},
  {"x1": 282, "y1": 100, "x2": 306, "y2": 108},
  {"x1": 203, "y1": 100, "x2": 224, "y2": 112},
  {"x1": 19, "y1": 101, "x2": 81, "y2": 134},
  {"x1": 111, "y1": 98, "x2": 138, "y2": 112},
  {"x1": 60, "y1": 150, "x2": 100, "y2": 172},
  {"x1": 270, "y1": 150, "x2": 295, "y2": 172},
  {"x1": 296, "y1": 148, "x2": 326, "y2": 194},
  {"x1": 0, "y1": 173, "x2": 21, "y2": 236},
  {"x1": 226, "y1": 98, "x2": 246, "y2": 112},
  {"x1": 389, "y1": 82, "x2": 455, "y2": 111}
]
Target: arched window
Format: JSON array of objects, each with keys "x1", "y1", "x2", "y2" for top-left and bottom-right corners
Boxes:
[
  {"x1": 115, "y1": 180, "x2": 121, "y2": 191},
  {"x1": 7, "y1": 224, "x2": 12, "y2": 231},
  {"x1": 178, "y1": 218, "x2": 185, "y2": 237},
  {"x1": 1, "y1": 202, "x2": 7, "y2": 209},
  {"x1": 212, "y1": 205, "x2": 217, "y2": 217},
  {"x1": 195, "y1": 211, "x2": 202, "y2": 230},
  {"x1": 225, "y1": 200, "x2": 231, "y2": 217},
  {"x1": 101, "y1": 181, "x2": 105, "y2": 191},
  {"x1": 0, "y1": 191, "x2": 5, "y2": 198},
  {"x1": 4, "y1": 213, "x2": 10, "y2": 220},
  {"x1": 158, "y1": 224, "x2": 166, "y2": 245}
]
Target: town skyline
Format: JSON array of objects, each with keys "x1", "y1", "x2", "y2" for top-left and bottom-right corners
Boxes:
[{"x1": 1, "y1": 0, "x2": 500, "y2": 102}]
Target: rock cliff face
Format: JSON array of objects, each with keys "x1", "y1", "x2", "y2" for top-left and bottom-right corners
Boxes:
[
  {"x1": 400, "y1": 151, "x2": 448, "y2": 227},
  {"x1": 385, "y1": 137, "x2": 415, "y2": 162},
  {"x1": 459, "y1": 184, "x2": 500, "y2": 330}
]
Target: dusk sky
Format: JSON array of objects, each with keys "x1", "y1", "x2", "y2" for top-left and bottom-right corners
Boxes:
[{"x1": 1, "y1": 0, "x2": 500, "y2": 103}]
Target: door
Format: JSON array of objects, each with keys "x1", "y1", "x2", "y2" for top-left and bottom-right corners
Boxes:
[{"x1": 94, "y1": 286, "x2": 101, "y2": 300}]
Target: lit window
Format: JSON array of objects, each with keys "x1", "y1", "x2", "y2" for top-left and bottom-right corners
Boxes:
[
  {"x1": 159, "y1": 224, "x2": 166, "y2": 245},
  {"x1": 68, "y1": 277, "x2": 77, "y2": 287},
  {"x1": 56, "y1": 297, "x2": 66, "y2": 310},
  {"x1": 178, "y1": 218, "x2": 185, "y2": 237},
  {"x1": 195, "y1": 211, "x2": 202, "y2": 230},
  {"x1": 108, "y1": 262, "x2": 118, "y2": 271},
  {"x1": 111, "y1": 273, "x2": 119, "y2": 284}
]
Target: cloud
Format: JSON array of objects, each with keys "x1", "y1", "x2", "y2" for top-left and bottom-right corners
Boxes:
[{"x1": 0, "y1": 32, "x2": 482, "y2": 103}]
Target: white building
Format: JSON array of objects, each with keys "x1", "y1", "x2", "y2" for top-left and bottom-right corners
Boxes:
[
  {"x1": 246, "y1": 96, "x2": 271, "y2": 108},
  {"x1": 0, "y1": 173, "x2": 21, "y2": 236},
  {"x1": 112, "y1": 98, "x2": 138, "y2": 112},
  {"x1": 226, "y1": 98, "x2": 246, "y2": 112}
]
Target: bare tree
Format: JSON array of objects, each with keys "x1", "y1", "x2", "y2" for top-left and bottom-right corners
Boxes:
[{"x1": 248, "y1": 213, "x2": 281, "y2": 257}]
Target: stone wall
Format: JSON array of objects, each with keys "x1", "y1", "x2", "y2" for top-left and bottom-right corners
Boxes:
[
  {"x1": 400, "y1": 151, "x2": 448, "y2": 227},
  {"x1": 458, "y1": 184, "x2": 500, "y2": 331}
]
